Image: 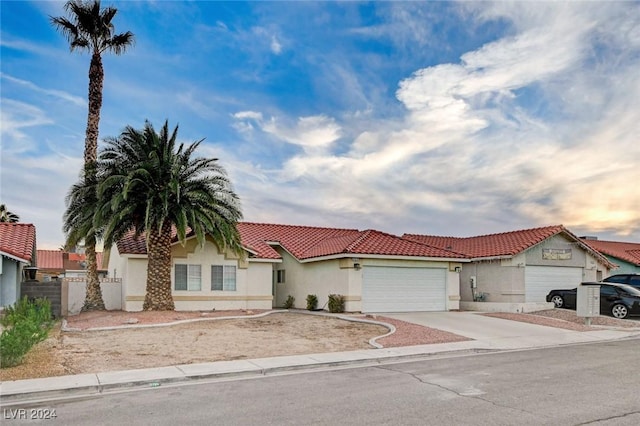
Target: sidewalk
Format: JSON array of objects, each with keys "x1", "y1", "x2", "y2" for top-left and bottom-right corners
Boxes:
[{"x1": 2, "y1": 322, "x2": 639, "y2": 406}]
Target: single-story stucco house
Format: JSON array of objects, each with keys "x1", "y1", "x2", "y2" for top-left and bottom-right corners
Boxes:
[
  {"x1": 106, "y1": 222, "x2": 468, "y2": 313},
  {"x1": 0, "y1": 223, "x2": 36, "y2": 307},
  {"x1": 404, "y1": 225, "x2": 614, "y2": 311},
  {"x1": 580, "y1": 238, "x2": 640, "y2": 275}
]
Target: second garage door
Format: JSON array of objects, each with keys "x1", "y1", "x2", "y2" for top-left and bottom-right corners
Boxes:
[
  {"x1": 362, "y1": 266, "x2": 447, "y2": 313},
  {"x1": 525, "y1": 266, "x2": 583, "y2": 302}
]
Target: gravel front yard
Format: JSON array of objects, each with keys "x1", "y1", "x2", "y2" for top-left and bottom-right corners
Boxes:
[{"x1": 1, "y1": 308, "x2": 637, "y2": 382}]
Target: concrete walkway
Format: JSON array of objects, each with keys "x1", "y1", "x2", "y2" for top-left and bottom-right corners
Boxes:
[{"x1": 2, "y1": 313, "x2": 640, "y2": 406}]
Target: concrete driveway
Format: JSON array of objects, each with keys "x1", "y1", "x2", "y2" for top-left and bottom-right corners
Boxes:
[{"x1": 382, "y1": 311, "x2": 573, "y2": 340}]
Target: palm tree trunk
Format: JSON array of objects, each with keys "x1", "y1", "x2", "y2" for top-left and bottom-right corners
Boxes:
[
  {"x1": 82, "y1": 235, "x2": 105, "y2": 311},
  {"x1": 81, "y1": 52, "x2": 106, "y2": 311},
  {"x1": 143, "y1": 221, "x2": 175, "y2": 311}
]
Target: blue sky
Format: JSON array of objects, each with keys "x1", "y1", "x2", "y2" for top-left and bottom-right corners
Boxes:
[{"x1": 1, "y1": 1, "x2": 639, "y2": 250}]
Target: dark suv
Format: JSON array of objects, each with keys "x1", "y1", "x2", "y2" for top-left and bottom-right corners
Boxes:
[{"x1": 603, "y1": 274, "x2": 640, "y2": 290}]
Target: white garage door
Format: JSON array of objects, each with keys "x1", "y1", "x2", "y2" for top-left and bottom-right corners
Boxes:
[
  {"x1": 362, "y1": 266, "x2": 447, "y2": 312},
  {"x1": 525, "y1": 266, "x2": 583, "y2": 302}
]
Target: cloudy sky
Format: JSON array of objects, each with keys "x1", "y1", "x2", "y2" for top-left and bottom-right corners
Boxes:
[{"x1": 1, "y1": 1, "x2": 639, "y2": 250}]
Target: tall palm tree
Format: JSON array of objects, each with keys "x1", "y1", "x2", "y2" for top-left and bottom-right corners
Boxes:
[
  {"x1": 96, "y1": 120, "x2": 244, "y2": 310},
  {"x1": 51, "y1": 0, "x2": 134, "y2": 311},
  {"x1": 0, "y1": 204, "x2": 20, "y2": 223}
]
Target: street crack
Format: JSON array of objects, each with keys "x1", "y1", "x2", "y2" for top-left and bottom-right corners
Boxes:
[{"x1": 375, "y1": 365, "x2": 549, "y2": 420}]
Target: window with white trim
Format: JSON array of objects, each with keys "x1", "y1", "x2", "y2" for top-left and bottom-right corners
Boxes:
[
  {"x1": 174, "y1": 264, "x2": 201, "y2": 291},
  {"x1": 211, "y1": 265, "x2": 236, "y2": 291}
]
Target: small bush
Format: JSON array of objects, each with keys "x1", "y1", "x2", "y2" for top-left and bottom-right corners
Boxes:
[
  {"x1": 283, "y1": 295, "x2": 295, "y2": 309},
  {"x1": 306, "y1": 294, "x2": 318, "y2": 311},
  {"x1": 328, "y1": 294, "x2": 345, "y2": 313},
  {"x1": 0, "y1": 297, "x2": 53, "y2": 368}
]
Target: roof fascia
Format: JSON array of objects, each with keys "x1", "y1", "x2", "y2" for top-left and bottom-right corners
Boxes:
[
  {"x1": 299, "y1": 253, "x2": 471, "y2": 263},
  {"x1": 248, "y1": 258, "x2": 282, "y2": 264},
  {"x1": 1, "y1": 251, "x2": 30, "y2": 264},
  {"x1": 469, "y1": 255, "x2": 513, "y2": 262}
]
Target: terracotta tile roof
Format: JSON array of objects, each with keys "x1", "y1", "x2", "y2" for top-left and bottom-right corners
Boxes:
[
  {"x1": 581, "y1": 239, "x2": 640, "y2": 266},
  {"x1": 238, "y1": 222, "x2": 361, "y2": 260},
  {"x1": 37, "y1": 250, "x2": 64, "y2": 269},
  {"x1": 404, "y1": 225, "x2": 615, "y2": 269},
  {"x1": 345, "y1": 229, "x2": 466, "y2": 259},
  {"x1": 115, "y1": 222, "x2": 466, "y2": 260},
  {"x1": 404, "y1": 225, "x2": 566, "y2": 258},
  {"x1": 238, "y1": 223, "x2": 466, "y2": 260},
  {"x1": 115, "y1": 230, "x2": 148, "y2": 255},
  {"x1": 0, "y1": 223, "x2": 36, "y2": 263}
]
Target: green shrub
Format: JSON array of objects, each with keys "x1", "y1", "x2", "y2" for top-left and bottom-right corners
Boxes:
[
  {"x1": 1, "y1": 297, "x2": 52, "y2": 329},
  {"x1": 328, "y1": 294, "x2": 345, "y2": 313},
  {"x1": 0, "y1": 297, "x2": 53, "y2": 368},
  {"x1": 283, "y1": 295, "x2": 295, "y2": 309},
  {"x1": 306, "y1": 294, "x2": 318, "y2": 311}
]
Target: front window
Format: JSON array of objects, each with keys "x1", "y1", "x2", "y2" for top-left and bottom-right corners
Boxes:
[
  {"x1": 175, "y1": 264, "x2": 201, "y2": 291},
  {"x1": 211, "y1": 265, "x2": 236, "y2": 291}
]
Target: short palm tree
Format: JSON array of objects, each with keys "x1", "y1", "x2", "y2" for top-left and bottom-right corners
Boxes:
[
  {"x1": 96, "y1": 120, "x2": 244, "y2": 310},
  {"x1": 0, "y1": 205, "x2": 20, "y2": 223},
  {"x1": 51, "y1": 0, "x2": 134, "y2": 311}
]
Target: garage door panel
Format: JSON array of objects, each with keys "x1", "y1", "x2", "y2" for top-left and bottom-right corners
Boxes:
[
  {"x1": 525, "y1": 266, "x2": 583, "y2": 302},
  {"x1": 362, "y1": 266, "x2": 446, "y2": 312}
]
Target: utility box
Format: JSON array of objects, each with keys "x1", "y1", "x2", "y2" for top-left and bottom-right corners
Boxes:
[{"x1": 577, "y1": 282, "x2": 600, "y2": 325}]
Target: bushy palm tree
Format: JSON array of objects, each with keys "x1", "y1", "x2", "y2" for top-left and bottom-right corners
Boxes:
[
  {"x1": 0, "y1": 205, "x2": 20, "y2": 223},
  {"x1": 96, "y1": 120, "x2": 243, "y2": 310},
  {"x1": 51, "y1": 0, "x2": 134, "y2": 311}
]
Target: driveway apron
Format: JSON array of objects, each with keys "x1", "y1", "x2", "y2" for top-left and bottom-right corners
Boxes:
[{"x1": 381, "y1": 311, "x2": 573, "y2": 340}]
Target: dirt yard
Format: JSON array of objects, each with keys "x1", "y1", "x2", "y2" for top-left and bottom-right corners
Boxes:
[{"x1": 0, "y1": 311, "x2": 468, "y2": 381}]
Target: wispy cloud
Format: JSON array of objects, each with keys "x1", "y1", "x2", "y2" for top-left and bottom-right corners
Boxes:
[{"x1": 1, "y1": 73, "x2": 86, "y2": 107}]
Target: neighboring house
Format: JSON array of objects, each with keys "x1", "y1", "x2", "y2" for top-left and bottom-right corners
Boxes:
[
  {"x1": 580, "y1": 238, "x2": 640, "y2": 275},
  {"x1": 0, "y1": 223, "x2": 36, "y2": 307},
  {"x1": 36, "y1": 250, "x2": 107, "y2": 281},
  {"x1": 107, "y1": 222, "x2": 467, "y2": 313},
  {"x1": 404, "y1": 225, "x2": 614, "y2": 310}
]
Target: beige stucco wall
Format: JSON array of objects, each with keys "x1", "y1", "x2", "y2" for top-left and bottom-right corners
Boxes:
[
  {"x1": 111, "y1": 238, "x2": 274, "y2": 312},
  {"x1": 525, "y1": 234, "x2": 587, "y2": 267},
  {"x1": 460, "y1": 260, "x2": 526, "y2": 303},
  {"x1": 273, "y1": 249, "x2": 353, "y2": 310},
  {"x1": 65, "y1": 278, "x2": 122, "y2": 315},
  {"x1": 273, "y1": 248, "x2": 460, "y2": 312}
]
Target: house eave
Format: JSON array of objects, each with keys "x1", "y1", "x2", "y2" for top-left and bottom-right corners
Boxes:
[
  {"x1": 248, "y1": 258, "x2": 282, "y2": 264},
  {"x1": 299, "y1": 253, "x2": 471, "y2": 263},
  {"x1": 1, "y1": 251, "x2": 31, "y2": 264},
  {"x1": 469, "y1": 255, "x2": 513, "y2": 262}
]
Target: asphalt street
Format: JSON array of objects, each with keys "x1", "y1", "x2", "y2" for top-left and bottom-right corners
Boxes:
[{"x1": 4, "y1": 338, "x2": 639, "y2": 425}]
